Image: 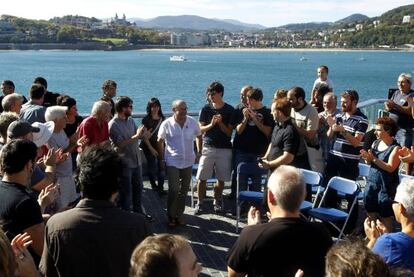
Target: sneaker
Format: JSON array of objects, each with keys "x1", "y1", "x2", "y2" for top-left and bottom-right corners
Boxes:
[
  {"x1": 213, "y1": 200, "x2": 223, "y2": 213},
  {"x1": 145, "y1": 214, "x2": 154, "y2": 222},
  {"x1": 193, "y1": 204, "x2": 203, "y2": 215}
]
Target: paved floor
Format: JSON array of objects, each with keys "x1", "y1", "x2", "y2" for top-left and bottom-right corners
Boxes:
[{"x1": 141, "y1": 180, "x2": 244, "y2": 277}]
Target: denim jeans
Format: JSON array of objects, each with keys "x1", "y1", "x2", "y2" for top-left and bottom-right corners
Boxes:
[
  {"x1": 143, "y1": 147, "x2": 165, "y2": 190},
  {"x1": 119, "y1": 166, "x2": 143, "y2": 213},
  {"x1": 231, "y1": 149, "x2": 257, "y2": 195}
]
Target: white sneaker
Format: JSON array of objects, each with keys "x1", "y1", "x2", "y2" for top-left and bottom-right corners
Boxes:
[{"x1": 213, "y1": 200, "x2": 223, "y2": 213}]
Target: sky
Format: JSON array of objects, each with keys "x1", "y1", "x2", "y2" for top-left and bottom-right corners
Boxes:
[{"x1": 2, "y1": 0, "x2": 413, "y2": 27}]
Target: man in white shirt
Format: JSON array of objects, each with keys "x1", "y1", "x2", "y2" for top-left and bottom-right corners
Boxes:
[{"x1": 157, "y1": 100, "x2": 202, "y2": 227}]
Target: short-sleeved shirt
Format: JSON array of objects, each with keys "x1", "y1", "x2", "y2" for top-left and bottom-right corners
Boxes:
[
  {"x1": 389, "y1": 89, "x2": 414, "y2": 129},
  {"x1": 290, "y1": 103, "x2": 319, "y2": 155},
  {"x1": 373, "y1": 232, "x2": 414, "y2": 271},
  {"x1": 227, "y1": 217, "x2": 333, "y2": 277},
  {"x1": 199, "y1": 103, "x2": 234, "y2": 149},
  {"x1": 77, "y1": 116, "x2": 109, "y2": 152},
  {"x1": 0, "y1": 181, "x2": 43, "y2": 240},
  {"x1": 268, "y1": 119, "x2": 300, "y2": 164},
  {"x1": 331, "y1": 109, "x2": 369, "y2": 160},
  {"x1": 109, "y1": 115, "x2": 141, "y2": 168},
  {"x1": 312, "y1": 77, "x2": 333, "y2": 91},
  {"x1": 20, "y1": 101, "x2": 46, "y2": 123},
  {"x1": 232, "y1": 106, "x2": 274, "y2": 156},
  {"x1": 158, "y1": 116, "x2": 201, "y2": 169},
  {"x1": 47, "y1": 131, "x2": 73, "y2": 177}
]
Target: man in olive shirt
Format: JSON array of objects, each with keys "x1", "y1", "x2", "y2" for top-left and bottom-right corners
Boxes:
[{"x1": 40, "y1": 145, "x2": 152, "y2": 277}]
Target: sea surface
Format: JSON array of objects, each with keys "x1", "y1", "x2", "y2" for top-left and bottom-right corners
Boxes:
[{"x1": 0, "y1": 50, "x2": 413, "y2": 114}]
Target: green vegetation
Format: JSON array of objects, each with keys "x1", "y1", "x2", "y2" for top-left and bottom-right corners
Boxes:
[
  {"x1": 0, "y1": 14, "x2": 164, "y2": 45},
  {"x1": 92, "y1": 37, "x2": 128, "y2": 45}
]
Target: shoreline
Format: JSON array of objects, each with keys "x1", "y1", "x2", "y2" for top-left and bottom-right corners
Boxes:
[
  {"x1": 0, "y1": 42, "x2": 412, "y2": 52},
  {"x1": 138, "y1": 47, "x2": 414, "y2": 53}
]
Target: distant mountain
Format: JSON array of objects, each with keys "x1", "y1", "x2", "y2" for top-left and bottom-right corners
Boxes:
[
  {"x1": 379, "y1": 4, "x2": 414, "y2": 25},
  {"x1": 335, "y1": 13, "x2": 369, "y2": 24},
  {"x1": 276, "y1": 22, "x2": 332, "y2": 31},
  {"x1": 218, "y1": 19, "x2": 266, "y2": 30},
  {"x1": 132, "y1": 15, "x2": 261, "y2": 31}
]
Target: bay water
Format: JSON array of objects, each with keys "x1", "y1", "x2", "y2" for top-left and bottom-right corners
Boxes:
[{"x1": 0, "y1": 50, "x2": 413, "y2": 114}]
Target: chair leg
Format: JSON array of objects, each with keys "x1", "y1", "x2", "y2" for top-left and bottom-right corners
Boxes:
[
  {"x1": 338, "y1": 197, "x2": 358, "y2": 240},
  {"x1": 236, "y1": 201, "x2": 241, "y2": 233},
  {"x1": 191, "y1": 178, "x2": 195, "y2": 208}
]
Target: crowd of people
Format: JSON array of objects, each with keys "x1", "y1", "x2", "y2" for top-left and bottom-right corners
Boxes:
[{"x1": 0, "y1": 67, "x2": 414, "y2": 276}]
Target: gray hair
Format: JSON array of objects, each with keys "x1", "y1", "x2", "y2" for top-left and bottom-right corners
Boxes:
[
  {"x1": 267, "y1": 165, "x2": 306, "y2": 213},
  {"x1": 0, "y1": 112, "x2": 19, "y2": 139},
  {"x1": 2, "y1": 93, "x2": 23, "y2": 112},
  {"x1": 399, "y1": 73, "x2": 412, "y2": 85},
  {"x1": 45, "y1": 106, "x2": 68, "y2": 122},
  {"x1": 396, "y1": 178, "x2": 414, "y2": 219},
  {"x1": 91, "y1": 100, "x2": 110, "y2": 117}
]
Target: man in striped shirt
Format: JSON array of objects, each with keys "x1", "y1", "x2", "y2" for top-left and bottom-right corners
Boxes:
[{"x1": 324, "y1": 89, "x2": 368, "y2": 232}]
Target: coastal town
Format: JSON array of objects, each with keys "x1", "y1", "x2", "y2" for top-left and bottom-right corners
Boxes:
[{"x1": 0, "y1": 3, "x2": 413, "y2": 50}]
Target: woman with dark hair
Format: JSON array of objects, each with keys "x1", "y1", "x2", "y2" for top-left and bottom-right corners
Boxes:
[
  {"x1": 57, "y1": 95, "x2": 84, "y2": 170},
  {"x1": 360, "y1": 117, "x2": 401, "y2": 231},
  {"x1": 141, "y1": 98, "x2": 165, "y2": 195}
]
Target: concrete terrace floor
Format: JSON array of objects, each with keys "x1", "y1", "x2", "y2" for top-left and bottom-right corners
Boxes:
[{"x1": 141, "y1": 180, "x2": 243, "y2": 277}]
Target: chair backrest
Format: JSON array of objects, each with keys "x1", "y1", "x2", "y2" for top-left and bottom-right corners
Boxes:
[
  {"x1": 358, "y1": 163, "x2": 370, "y2": 178},
  {"x1": 300, "y1": 168, "x2": 322, "y2": 186},
  {"x1": 399, "y1": 174, "x2": 414, "y2": 182},
  {"x1": 327, "y1": 176, "x2": 359, "y2": 195},
  {"x1": 237, "y1": 162, "x2": 267, "y2": 176}
]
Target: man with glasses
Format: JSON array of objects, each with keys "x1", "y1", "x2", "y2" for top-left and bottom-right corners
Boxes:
[
  {"x1": 385, "y1": 73, "x2": 414, "y2": 174},
  {"x1": 195, "y1": 81, "x2": 234, "y2": 214},
  {"x1": 109, "y1": 96, "x2": 151, "y2": 220},
  {"x1": 157, "y1": 100, "x2": 202, "y2": 226}
]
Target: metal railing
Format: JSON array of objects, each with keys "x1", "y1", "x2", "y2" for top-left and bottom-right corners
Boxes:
[{"x1": 124, "y1": 98, "x2": 387, "y2": 127}]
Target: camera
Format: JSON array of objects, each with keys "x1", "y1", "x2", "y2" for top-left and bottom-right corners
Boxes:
[{"x1": 257, "y1": 157, "x2": 264, "y2": 164}]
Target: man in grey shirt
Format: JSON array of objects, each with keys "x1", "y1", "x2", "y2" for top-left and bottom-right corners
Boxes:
[
  {"x1": 20, "y1": 83, "x2": 46, "y2": 124},
  {"x1": 109, "y1": 96, "x2": 149, "y2": 215}
]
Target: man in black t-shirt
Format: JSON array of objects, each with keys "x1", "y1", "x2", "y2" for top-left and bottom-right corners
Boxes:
[
  {"x1": 259, "y1": 98, "x2": 299, "y2": 172},
  {"x1": 227, "y1": 85, "x2": 251, "y2": 198},
  {"x1": 195, "y1": 81, "x2": 234, "y2": 214},
  {"x1": 227, "y1": 165, "x2": 332, "y2": 277},
  {"x1": 0, "y1": 140, "x2": 44, "y2": 262},
  {"x1": 33, "y1": 77, "x2": 60, "y2": 108},
  {"x1": 231, "y1": 88, "x2": 273, "y2": 192}
]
